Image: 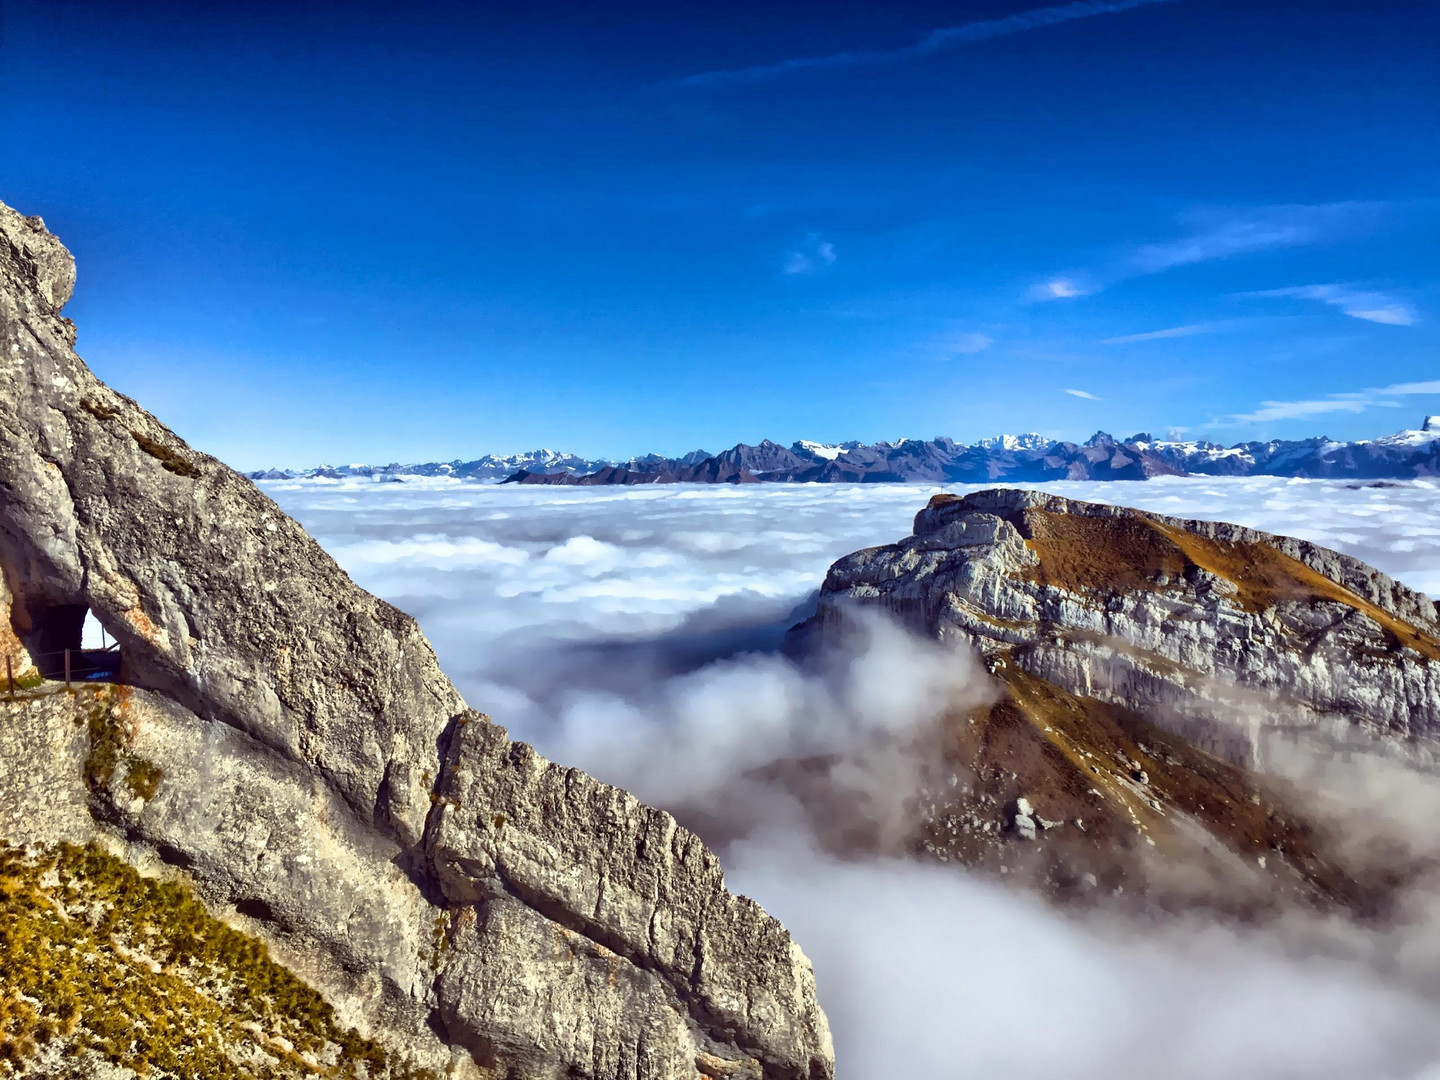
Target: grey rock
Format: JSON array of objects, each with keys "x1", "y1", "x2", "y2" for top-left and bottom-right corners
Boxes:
[
  {"x1": 428, "y1": 718, "x2": 832, "y2": 1080},
  {"x1": 1011, "y1": 797, "x2": 1037, "y2": 841},
  {"x1": 808, "y1": 488, "x2": 1440, "y2": 765},
  {"x1": 0, "y1": 200, "x2": 833, "y2": 1079}
]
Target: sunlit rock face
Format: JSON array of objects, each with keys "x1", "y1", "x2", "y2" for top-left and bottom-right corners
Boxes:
[
  {"x1": 797, "y1": 488, "x2": 1440, "y2": 915},
  {"x1": 815, "y1": 488, "x2": 1440, "y2": 763},
  {"x1": 0, "y1": 200, "x2": 833, "y2": 1080}
]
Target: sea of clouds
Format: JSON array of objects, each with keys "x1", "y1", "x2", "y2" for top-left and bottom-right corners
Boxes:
[{"x1": 264, "y1": 475, "x2": 1440, "y2": 1080}]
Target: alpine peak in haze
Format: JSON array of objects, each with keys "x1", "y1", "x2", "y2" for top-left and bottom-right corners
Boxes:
[{"x1": 251, "y1": 419, "x2": 1440, "y2": 486}]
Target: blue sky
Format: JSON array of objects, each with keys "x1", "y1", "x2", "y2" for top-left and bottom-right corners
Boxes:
[{"x1": 3, "y1": 0, "x2": 1438, "y2": 469}]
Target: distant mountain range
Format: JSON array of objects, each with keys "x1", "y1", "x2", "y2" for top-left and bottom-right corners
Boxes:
[{"x1": 249, "y1": 416, "x2": 1440, "y2": 485}]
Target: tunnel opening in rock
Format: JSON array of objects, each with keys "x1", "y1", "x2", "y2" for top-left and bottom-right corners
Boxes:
[{"x1": 21, "y1": 603, "x2": 122, "y2": 681}]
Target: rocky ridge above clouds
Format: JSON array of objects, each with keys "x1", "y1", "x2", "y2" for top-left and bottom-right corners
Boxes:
[{"x1": 789, "y1": 488, "x2": 1440, "y2": 914}]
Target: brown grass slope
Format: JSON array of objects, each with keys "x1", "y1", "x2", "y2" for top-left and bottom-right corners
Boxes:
[
  {"x1": 913, "y1": 664, "x2": 1421, "y2": 918},
  {"x1": 898, "y1": 494, "x2": 1438, "y2": 915},
  {"x1": 0, "y1": 843, "x2": 434, "y2": 1080}
]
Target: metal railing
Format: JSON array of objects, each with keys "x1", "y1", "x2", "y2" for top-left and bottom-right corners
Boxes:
[{"x1": 5, "y1": 643, "x2": 122, "y2": 695}]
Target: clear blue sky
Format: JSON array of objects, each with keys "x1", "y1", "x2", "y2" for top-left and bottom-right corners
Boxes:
[{"x1": 3, "y1": 0, "x2": 1437, "y2": 469}]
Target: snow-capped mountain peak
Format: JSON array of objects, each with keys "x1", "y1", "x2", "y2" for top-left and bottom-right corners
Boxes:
[
  {"x1": 251, "y1": 417, "x2": 1440, "y2": 486},
  {"x1": 793, "y1": 440, "x2": 844, "y2": 461},
  {"x1": 975, "y1": 432, "x2": 1054, "y2": 453}
]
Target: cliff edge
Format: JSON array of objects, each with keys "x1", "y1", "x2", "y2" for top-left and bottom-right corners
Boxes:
[
  {"x1": 0, "y1": 202, "x2": 833, "y2": 1079},
  {"x1": 798, "y1": 488, "x2": 1440, "y2": 914}
]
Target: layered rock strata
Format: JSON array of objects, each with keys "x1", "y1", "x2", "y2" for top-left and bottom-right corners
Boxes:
[
  {"x1": 0, "y1": 201, "x2": 832, "y2": 1079},
  {"x1": 815, "y1": 488, "x2": 1440, "y2": 760},
  {"x1": 802, "y1": 488, "x2": 1440, "y2": 911}
]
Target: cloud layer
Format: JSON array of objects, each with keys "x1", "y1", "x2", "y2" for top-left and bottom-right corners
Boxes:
[{"x1": 264, "y1": 475, "x2": 1440, "y2": 1079}]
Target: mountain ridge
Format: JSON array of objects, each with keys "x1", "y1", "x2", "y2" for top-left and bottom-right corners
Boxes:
[
  {"x1": 787, "y1": 487, "x2": 1440, "y2": 914},
  {"x1": 250, "y1": 417, "x2": 1440, "y2": 485}
]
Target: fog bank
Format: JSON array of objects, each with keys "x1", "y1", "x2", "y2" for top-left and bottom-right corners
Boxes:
[{"x1": 265, "y1": 476, "x2": 1440, "y2": 1078}]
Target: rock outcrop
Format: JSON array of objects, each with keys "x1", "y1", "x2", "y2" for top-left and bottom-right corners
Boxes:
[
  {"x1": 814, "y1": 488, "x2": 1440, "y2": 757},
  {"x1": 798, "y1": 488, "x2": 1440, "y2": 913},
  {"x1": 0, "y1": 201, "x2": 832, "y2": 1078}
]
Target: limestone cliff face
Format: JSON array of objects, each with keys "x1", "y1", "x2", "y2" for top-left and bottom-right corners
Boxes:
[
  {"x1": 0, "y1": 202, "x2": 833, "y2": 1080},
  {"x1": 816, "y1": 488, "x2": 1440, "y2": 761},
  {"x1": 803, "y1": 489, "x2": 1440, "y2": 912}
]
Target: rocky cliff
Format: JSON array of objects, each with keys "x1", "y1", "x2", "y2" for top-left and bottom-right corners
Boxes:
[
  {"x1": 798, "y1": 488, "x2": 1440, "y2": 913},
  {"x1": 0, "y1": 201, "x2": 833, "y2": 1079}
]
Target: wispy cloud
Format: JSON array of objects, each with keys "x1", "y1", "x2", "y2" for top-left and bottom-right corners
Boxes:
[
  {"x1": 783, "y1": 234, "x2": 838, "y2": 276},
  {"x1": 1221, "y1": 378, "x2": 1440, "y2": 426},
  {"x1": 1065, "y1": 388, "x2": 1102, "y2": 400},
  {"x1": 1031, "y1": 277, "x2": 1091, "y2": 301},
  {"x1": 1245, "y1": 284, "x2": 1418, "y2": 326},
  {"x1": 945, "y1": 332, "x2": 993, "y2": 355},
  {"x1": 1100, "y1": 323, "x2": 1213, "y2": 344},
  {"x1": 1032, "y1": 202, "x2": 1387, "y2": 302},
  {"x1": 1228, "y1": 396, "x2": 1372, "y2": 424},
  {"x1": 678, "y1": 0, "x2": 1178, "y2": 87},
  {"x1": 1127, "y1": 204, "x2": 1361, "y2": 275}
]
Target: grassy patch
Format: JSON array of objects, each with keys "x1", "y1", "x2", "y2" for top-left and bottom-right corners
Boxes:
[
  {"x1": 1014, "y1": 508, "x2": 1440, "y2": 661},
  {"x1": 0, "y1": 843, "x2": 435, "y2": 1079},
  {"x1": 129, "y1": 430, "x2": 200, "y2": 479},
  {"x1": 125, "y1": 757, "x2": 164, "y2": 802},
  {"x1": 83, "y1": 398, "x2": 201, "y2": 478},
  {"x1": 79, "y1": 397, "x2": 120, "y2": 422},
  {"x1": 79, "y1": 687, "x2": 163, "y2": 803}
]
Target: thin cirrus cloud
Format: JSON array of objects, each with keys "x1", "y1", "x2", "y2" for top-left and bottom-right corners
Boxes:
[
  {"x1": 944, "y1": 331, "x2": 994, "y2": 355},
  {"x1": 677, "y1": 0, "x2": 1179, "y2": 88},
  {"x1": 1223, "y1": 379, "x2": 1440, "y2": 425},
  {"x1": 1125, "y1": 204, "x2": 1367, "y2": 275},
  {"x1": 1244, "y1": 284, "x2": 1418, "y2": 326},
  {"x1": 1100, "y1": 323, "x2": 1213, "y2": 345},
  {"x1": 1031, "y1": 202, "x2": 1388, "y2": 302},
  {"x1": 1065, "y1": 388, "x2": 1102, "y2": 400}
]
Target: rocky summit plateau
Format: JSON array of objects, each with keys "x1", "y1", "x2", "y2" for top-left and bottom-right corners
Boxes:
[
  {"x1": 793, "y1": 489, "x2": 1440, "y2": 914},
  {"x1": 0, "y1": 203, "x2": 833, "y2": 1077}
]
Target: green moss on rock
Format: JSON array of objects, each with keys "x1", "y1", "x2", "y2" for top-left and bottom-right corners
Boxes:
[{"x1": 0, "y1": 843, "x2": 435, "y2": 1079}]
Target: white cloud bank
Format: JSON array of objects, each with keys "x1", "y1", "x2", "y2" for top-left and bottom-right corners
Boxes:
[{"x1": 265, "y1": 475, "x2": 1440, "y2": 1079}]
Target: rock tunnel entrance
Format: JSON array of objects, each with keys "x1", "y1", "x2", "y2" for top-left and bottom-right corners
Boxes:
[{"x1": 21, "y1": 603, "x2": 122, "y2": 682}]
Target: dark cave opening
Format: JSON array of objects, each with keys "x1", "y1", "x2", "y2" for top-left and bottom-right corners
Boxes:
[{"x1": 21, "y1": 603, "x2": 122, "y2": 682}]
